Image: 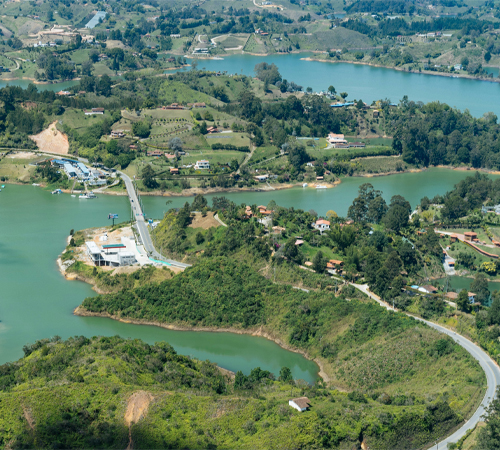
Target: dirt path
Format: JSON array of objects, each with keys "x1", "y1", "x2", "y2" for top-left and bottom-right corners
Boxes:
[
  {"x1": 125, "y1": 391, "x2": 153, "y2": 450},
  {"x1": 30, "y1": 121, "x2": 69, "y2": 154}
]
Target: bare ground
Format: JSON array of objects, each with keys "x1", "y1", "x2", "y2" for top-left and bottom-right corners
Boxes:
[
  {"x1": 30, "y1": 121, "x2": 69, "y2": 154},
  {"x1": 188, "y1": 211, "x2": 220, "y2": 229},
  {"x1": 125, "y1": 391, "x2": 154, "y2": 450}
]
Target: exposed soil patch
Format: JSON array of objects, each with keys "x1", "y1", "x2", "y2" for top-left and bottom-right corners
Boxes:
[
  {"x1": 125, "y1": 391, "x2": 153, "y2": 450},
  {"x1": 30, "y1": 121, "x2": 69, "y2": 154},
  {"x1": 188, "y1": 211, "x2": 220, "y2": 230},
  {"x1": 23, "y1": 406, "x2": 35, "y2": 431}
]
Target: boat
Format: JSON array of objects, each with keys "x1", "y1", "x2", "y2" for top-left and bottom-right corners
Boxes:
[
  {"x1": 51, "y1": 189, "x2": 62, "y2": 194},
  {"x1": 32, "y1": 183, "x2": 40, "y2": 186},
  {"x1": 71, "y1": 194, "x2": 76, "y2": 198},
  {"x1": 302, "y1": 183, "x2": 308, "y2": 187},
  {"x1": 1, "y1": 185, "x2": 4, "y2": 188},
  {"x1": 79, "y1": 192, "x2": 97, "y2": 199},
  {"x1": 212, "y1": 57, "x2": 224, "y2": 60},
  {"x1": 316, "y1": 185, "x2": 327, "y2": 189}
]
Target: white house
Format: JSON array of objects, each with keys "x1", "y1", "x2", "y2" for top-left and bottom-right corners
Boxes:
[
  {"x1": 313, "y1": 219, "x2": 330, "y2": 232},
  {"x1": 195, "y1": 160, "x2": 210, "y2": 170},
  {"x1": 327, "y1": 133, "x2": 347, "y2": 144},
  {"x1": 289, "y1": 397, "x2": 311, "y2": 412}
]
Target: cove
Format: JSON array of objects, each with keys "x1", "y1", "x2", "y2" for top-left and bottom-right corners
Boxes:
[
  {"x1": 177, "y1": 53, "x2": 500, "y2": 117},
  {"x1": 0, "y1": 184, "x2": 318, "y2": 382},
  {"x1": 141, "y1": 169, "x2": 500, "y2": 219}
]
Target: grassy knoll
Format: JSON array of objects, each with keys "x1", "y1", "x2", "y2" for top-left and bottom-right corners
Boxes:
[{"x1": 78, "y1": 255, "x2": 485, "y2": 449}]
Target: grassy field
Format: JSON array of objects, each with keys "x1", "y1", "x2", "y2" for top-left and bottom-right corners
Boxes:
[
  {"x1": 0, "y1": 154, "x2": 40, "y2": 182},
  {"x1": 206, "y1": 132, "x2": 251, "y2": 147},
  {"x1": 247, "y1": 145, "x2": 280, "y2": 166},
  {"x1": 61, "y1": 108, "x2": 115, "y2": 131}
]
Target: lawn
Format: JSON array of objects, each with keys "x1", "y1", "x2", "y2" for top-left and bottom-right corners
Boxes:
[
  {"x1": 206, "y1": 132, "x2": 251, "y2": 147},
  {"x1": 61, "y1": 109, "x2": 114, "y2": 131},
  {"x1": 247, "y1": 145, "x2": 280, "y2": 165},
  {"x1": 179, "y1": 149, "x2": 245, "y2": 166}
]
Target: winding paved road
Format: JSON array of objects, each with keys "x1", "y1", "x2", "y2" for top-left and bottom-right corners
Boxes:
[
  {"x1": 119, "y1": 171, "x2": 191, "y2": 270},
  {"x1": 352, "y1": 283, "x2": 500, "y2": 449}
]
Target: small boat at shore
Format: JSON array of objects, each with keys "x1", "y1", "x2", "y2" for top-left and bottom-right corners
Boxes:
[
  {"x1": 212, "y1": 57, "x2": 224, "y2": 60},
  {"x1": 71, "y1": 194, "x2": 76, "y2": 198},
  {"x1": 52, "y1": 189, "x2": 62, "y2": 194},
  {"x1": 79, "y1": 192, "x2": 97, "y2": 199},
  {"x1": 32, "y1": 183, "x2": 40, "y2": 186},
  {"x1": 316, "y1": 185, "x2": 327, "y2": 189},
  {"x1": 302, "y1": 183, "x2": 308, "y2": 187}
]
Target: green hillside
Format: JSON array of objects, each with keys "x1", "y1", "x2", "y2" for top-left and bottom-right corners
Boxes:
[{"x1": 78, "y1": 257, "x2": 485, "y2": 449}]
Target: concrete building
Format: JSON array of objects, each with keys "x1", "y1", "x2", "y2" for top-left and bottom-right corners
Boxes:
[
  {"x1": 86, "y1": 241, "x2": 136, "y2": 267},
  {"x1": 195, "y1": 160, "x2": 210, "y2": 169}
]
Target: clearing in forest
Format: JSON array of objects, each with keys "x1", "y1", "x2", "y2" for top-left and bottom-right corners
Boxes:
[{"x1": 30, "y1": 121, "x2": 69, "y2": 154}]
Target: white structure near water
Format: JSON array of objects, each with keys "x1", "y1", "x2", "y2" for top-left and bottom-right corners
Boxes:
[{"x1": 86, "y1": 241, "x2": 136, "y2": 267}]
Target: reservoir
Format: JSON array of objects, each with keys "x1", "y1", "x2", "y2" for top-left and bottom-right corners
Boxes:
[
  {"x1": 2, "y1": 53, "x2": 500, "y2": 116},
  {"x1": 142, "y1": 168, "x2": 495, "y2": 218},
  {"x1": 0, "y1": 169, "x2": 494, "y2": 381},
  {"x1": 0, "y1": 184, "x2": 318, "y2": 381},
  {"x1": 179, "y1": 53, "x2": 500, "y2": 117}
]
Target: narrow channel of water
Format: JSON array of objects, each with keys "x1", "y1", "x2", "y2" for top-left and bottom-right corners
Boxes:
[{"x1": 142, "y1": 169, "x2": 499, "y2": 219}]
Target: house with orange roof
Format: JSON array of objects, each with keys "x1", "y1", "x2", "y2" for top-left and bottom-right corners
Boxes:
[{"x1": 312, "y1": 219, "x2": 330, "y2": 233}]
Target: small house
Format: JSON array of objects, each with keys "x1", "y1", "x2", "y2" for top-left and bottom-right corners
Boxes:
[
  {"x1": 419, "y1": 285, "x2": 438, "y2": 294},
  {"x1": 206, "y1": 126, "x2": 218, "y2": 134},
  {"x1": 195, "y1": 160, "x2": 210, "y2": 170},
  {"x1": 327, "y1": 259, "x2": 343, "y2": 270},
  {"x1": 373, "y1": 110, "x2": 380, "y2": 118},
  {"x1": 110, "y1": 131, "x2": 125, "y2": 138},
  {"x1": 468, "y1": 292, "x2": 477, "y2": 303},
  {"x1": 84, "y1": 107, "x2": 105, "y2": 115},
  {"x1": 464, "y1": 232, "x2": 478, "y2": 242},
  {"x1": 327, "y1": 133, "x2": 347, "y2": 144},
  {"x1": 445, "y1": 292, "x2": 458, "y2": 300},
  {"x1": 313, "y1": 219, "x2": 330, "y2": 232},
  {"x1": 169, "y1": 167, "x2": 179, "y2": 174},
  {"x1": 289, "y1": 397, "x2": 311, "y2": 412},
  {"x1": 147, "y1": 150, "x2": 164, "y2": 157},
  {"x1": 450, "y1": 234, "x2": 458, "y2": 243}
]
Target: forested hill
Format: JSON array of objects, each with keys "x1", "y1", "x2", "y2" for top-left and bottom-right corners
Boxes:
[
  {"x1": 78, "y1": 256, "x2": 486, "y2": 449},
  {"x1": 388, "y1": 99, "x2": 500, "y2": 168}
]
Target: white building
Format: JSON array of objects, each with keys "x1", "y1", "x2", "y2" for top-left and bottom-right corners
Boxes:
[
  {"x1": 86, "y1": 241, "x2": 136, "y2": 267},
  {"x1": 195, "y1": 160, "x2": 210, "y2": 169},
  {"x1": 327, "y1": 133, "x2": 347, "y2": 144},
  {"x1": 289, "y1": 397, "x2": 310, "y2": 412},
  {"x1": 312, "y1": 219, "x2": 330, "y2": 232}
]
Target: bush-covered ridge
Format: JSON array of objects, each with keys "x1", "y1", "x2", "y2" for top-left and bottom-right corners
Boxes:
[{"x1": 0, "y1": 335, "x2": 481, "y2": 450}]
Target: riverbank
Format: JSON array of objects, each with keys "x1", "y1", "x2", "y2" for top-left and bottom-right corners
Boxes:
[
  {"x1": 73, "y1": 305, "x2": 327, "y2": 382},
  {"x1": 300, "y1": 57, "x2": 500, "y2": 84}
]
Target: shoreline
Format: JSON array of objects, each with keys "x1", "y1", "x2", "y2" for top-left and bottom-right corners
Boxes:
[
  {"x1": 73, "y1": 305, "x2": 328, "y2": 382},
  {"x1": 57, "y1": 249, "x2": 326, "y2": 382},
  {"x1": 300, "y1": 56, "x2": 500, "y2": 84}
]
